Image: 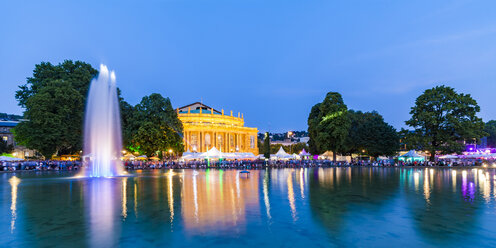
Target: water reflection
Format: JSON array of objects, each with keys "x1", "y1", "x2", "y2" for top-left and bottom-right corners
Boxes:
[
  {"x1": 181, "y1": 170, "x2": 260, "y2": 234},
  {"x1": 9, "y1": 176, "x2": 20, "y2": 233},
  {"x1": 87, "y1": 179, "x2": 118, "y2": 247},
  {"x1": 3, "y1": 168, "x2": 496, "y2": 247}
]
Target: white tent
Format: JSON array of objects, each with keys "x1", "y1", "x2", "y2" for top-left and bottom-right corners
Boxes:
[
  {"x1": 200, "y1": 147, "x2": 223, "y2": 159},
  {"x1": 272, "y1": 147, "x2": 292, "y2": 160},
  {"x1": 0, "y1": 156, "x2": 23, "y2": 161},
  {"x1": 439, "y1": 154, "x2": 459, "y2": 159},
  {"x1": 399, "y1": 150, "x2": 424, "y2": 158}
]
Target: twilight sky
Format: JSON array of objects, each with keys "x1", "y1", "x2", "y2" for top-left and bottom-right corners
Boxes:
[{"x1": 1, "y1": 0, "x2": 496, "y2": 132}]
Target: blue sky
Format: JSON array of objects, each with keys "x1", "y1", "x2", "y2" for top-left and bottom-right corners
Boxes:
[{"x1": 1, "y1": 0, "x2": 496, "y2": 132}]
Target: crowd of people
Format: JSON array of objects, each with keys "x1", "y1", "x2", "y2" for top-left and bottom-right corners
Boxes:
[
  {"x1": 1, "y1": 160, "x2": 82, "y2": 172},
  {"x1": 0, "y1": 158, "x2": 484, "y2": 172}
]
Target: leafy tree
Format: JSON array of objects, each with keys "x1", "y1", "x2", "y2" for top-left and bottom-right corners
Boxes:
[
  {"x1": 126, "y1": 93, "x2": 184, "y2": 157},
  {"x1": 345, "y1": 110, "x2": 399, "y2": 159},
  {"x1": 315, "y1": 92, "x2": 351, "y2": 161},
  {"x1": 263, "y1": 132, "x2": 271, "y2": 159},
  {"x1": 120, "y1": 99, "x2": 136, "y2": 149},
  {"x1": 307, "y1": 103, "x2": 321, "y2": 155},
  {"x1": 13, "y1": 60, "x2": 97, "y2": 158},
  {"x1": 406, "y1": 85, "x2": 486, "y2": 161},
  {"x1": 484, "y1": 120, "x2": 496, "y2": 148},
  {"x1": 0, "y1": 140, "x2": 14, "y2": 154}
]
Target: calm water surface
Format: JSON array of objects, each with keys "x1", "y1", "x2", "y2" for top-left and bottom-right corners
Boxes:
[{"x1": 1, "y1": 167, "x2": 496, "y2": 247}]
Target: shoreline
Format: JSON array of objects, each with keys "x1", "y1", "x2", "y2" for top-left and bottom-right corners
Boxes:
[{"x1": 0, "y1": 165, "x2": 492, "y2": 174}]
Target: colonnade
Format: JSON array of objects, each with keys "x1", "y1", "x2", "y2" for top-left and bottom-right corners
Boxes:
[{"x1": 184, "y1": 130, "x2": 249, "y2": 153}]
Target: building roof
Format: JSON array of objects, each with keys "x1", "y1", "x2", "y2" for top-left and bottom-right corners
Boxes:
[
  {"x1": 180, "y1": 109, "x2": 222, "y2": 115},
  {"x1": 0, "y1": 121, "x2": 19, "y2": 127},
  {"x1": 177, "y1": 102, "x2": 222, "y2": 114}
]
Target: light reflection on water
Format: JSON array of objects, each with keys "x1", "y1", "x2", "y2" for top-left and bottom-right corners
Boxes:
[{"x1": 2, "y1": 168, "x2": 496, "y2": 247}]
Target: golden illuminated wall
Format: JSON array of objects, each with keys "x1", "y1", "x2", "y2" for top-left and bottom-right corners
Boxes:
[{"x1": 177, "y1": 106, "x2": 258, "y2": 154}]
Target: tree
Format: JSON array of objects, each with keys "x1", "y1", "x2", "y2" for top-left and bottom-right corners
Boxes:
[
  {"x1": 0, "y1": 140, "x2": 14, "y2": 154},
  {"x1": 13, "y1": 60, "x2": 97, "y2": 158},
  {"x1": 307, "y1": 103, "x2": 321, "y2": 155},
  {"x1": 315, "y1": 92, "x2": 351, "y2": 161},
  {"x1": 484, "y1": 120, "x2": 496, "y2": 148},
  {"x1": 406, "y1": 85, "x2": 486, "y2": 161},
  {"x1": 345, "y1": 110, "x2": 399, "y2": 159},
  {"x1": 126, "y1": 93, "x2": 184, "y2": 157},
  {"x1": 263, "y1": 132, "x2": 271, "y2": 159}
]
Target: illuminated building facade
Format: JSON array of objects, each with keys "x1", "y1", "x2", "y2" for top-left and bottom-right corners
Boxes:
[{"x1": 177, "y1": 102, "x2": 258, "y2": 154}]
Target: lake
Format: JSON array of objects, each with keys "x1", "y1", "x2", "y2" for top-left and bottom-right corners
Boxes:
[{"x1": 1, "y1": 167, "x2": 496, "y2": 247}]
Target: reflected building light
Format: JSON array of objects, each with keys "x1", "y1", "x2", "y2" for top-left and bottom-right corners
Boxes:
[
  {"x1": 9, "y1": 176, "x2": 20, "y2": 233},
  {"x1": 452, "y1": 170, "x2": 457, "y2": 192},
  {"x1": 414, "y1": 172, "x2": 419, "y2": 192},
  {"x1": 424, "y1": 169, "x2": 430, "y2": 204},
  {"x1": 462, "y1": 170, "x2": 468, "y2": 198},
  {"x1": 318, "y1": 168, "x2": 324, "y2": 184},
  {"x1": 336, "y1": 167, "x2": 341, "y2": 185},
  {"x1": 263, "y1": 171, "x2": 272, "y2": 221},
  {"x1": 482, "y1": 172, "x2": 491, "y2": 202},
  {"x1": 193, "y1": 173, "x2": 199, "y2": 223},
  {"x1": 299, "y1": 168, "x2": 305, "y2": 199},
  {"x1": 122, "y1": 177, "x2": 127, "y2": 219},
  {"x1": 168, "y1": 170, "x2": 174, "y2": 226},
  {"x1": 134, "y1": 183, "x2": 138, "y2": 218},
  {"x1": 429, "y1": 168, "x2": 434, "y2": 185},
  {"x1": 236, "y1": 173, "x2": 240, "y2": 199},
  {"x1": 287, "y1": 172, "x2": 297, "y2": 222}
]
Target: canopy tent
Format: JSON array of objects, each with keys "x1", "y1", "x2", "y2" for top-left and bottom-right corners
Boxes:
[
  {"x1": 136, "y1": 155, "x2": 148, "y2": 160},
  {"x1": 272, "y1": 147, "x2": 292, "y2": 160},
  {"x1": 318, "y1": 151, "x2": 351, "y2": 162},
  {"x1": 0, "y1": 156, "x2": 23, "y2": 161},
  {"x1": 180, "y1": 147, "x2": 258, "y2": 160},
  {"x1": 464, "y1": 153, "x2": 496, "y2": 159},
  {"x1": 299, "y1": 149, "x2": 311, "y2": 156},
  {"x1": 181, "y1": 153, "x2": 201, "y2": 160},
  {"x1": 319, "y1": 151, "x2": 333, "y2": 160},
  {"x1": 439, "y1": 154, "x2": 459, "y2": 159},
  {"x1": 201, "y1": 147, "x2": 224, "y2": 159},
  {"x1": 398, "y1": 150, "x2": 425, "y2": 162},
  {"x1": 122, "y1": 153, "x2": 136, "y2": 160},
  {"x1": 182, "y1": 149, "x2": 193, "y2": 156}
]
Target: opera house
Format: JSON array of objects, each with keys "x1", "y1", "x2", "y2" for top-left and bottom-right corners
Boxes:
[{"x1": 176, "y1": 102, "x2": 259, "y2": 155}]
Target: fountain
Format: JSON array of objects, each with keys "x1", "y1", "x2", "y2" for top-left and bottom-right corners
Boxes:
[{"x1": 82, "y1": 64, "x2": 123, "y2": 177}]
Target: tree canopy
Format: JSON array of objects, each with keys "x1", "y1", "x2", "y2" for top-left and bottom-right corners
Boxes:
[
  {"x1": 308, "y1": 92, "x2": 351, "y2": 161},
  {"x1": 122, "y1": 93, "x2": 184, "y2": 157},
  {"x1": 0, "y1": 140, "x2": 14, "y2": 154},
  {"x1": 263, "y1": 132, "x2": 271, "y2": 159},
  {"x1": 13, "y1": 60, "x2": 97, "y2": 158},
  {"x1": 484, "y1": 120, "x2": 496, "y2": 148},
  {"x1": 405, "y1": 85, "x2": 486, "y2": 161},
  {"x1": 345, "y1": 110, "x2": 399, "y2": 158}
]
